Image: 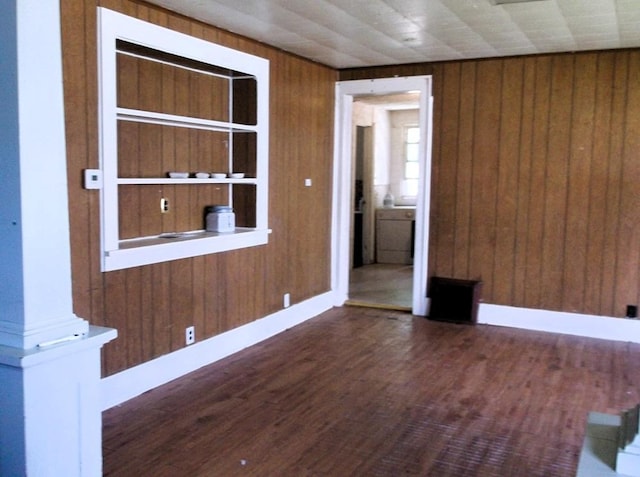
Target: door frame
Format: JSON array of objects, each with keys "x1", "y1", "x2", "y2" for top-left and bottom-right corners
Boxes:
[
  {"x1": 331, "y1": 76, "x2": 433, "y2": 316},
  {"x1": 355, "y1": 124, "x2": 374, "y2": 265}
]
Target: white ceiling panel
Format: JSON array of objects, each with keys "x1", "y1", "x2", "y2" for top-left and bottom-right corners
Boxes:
[{"x1": 144, "y1": 0, "x2": 640, "y2": 68}]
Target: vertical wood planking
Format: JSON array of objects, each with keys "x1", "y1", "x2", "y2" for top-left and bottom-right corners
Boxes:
[
  {"x1": 65, "y1": 0, "x2": 640, "y2": 377},
  {"x1": 116, "y1": 52, "x2": 140, "y2": 237},
  {"x1": 103, "y1": 270, "x2": 129, "y2": 373},
  {"x1": 152, "y1": 261, "x2": 172, "y2": 358},
  {"x1": 161, "y1": 63, "x2": 177, "y2": 233},
  {"x1": 427, "y1": 64, "x2": 443, "y2": 280},
  {"x1": 540, "y1": 55, "x2": 573, "y2": 310},
  {"x1": 281, "y1": 56, "x2": 335, "y2": 302},
  {"x1": 188, "y1": 68, "x2": 203, "y2": 228},
  {"x1": 264, "y1": 50, "x2": 290, "y2": 313},
  {"x1": 615, "y1": 51, "x2": 640, "y2": 314},
  {"x1": 585, "y1": 53, "x2": 613, "y2": 315},
  {"x1": 493, "y1": 58, "x2": 523, "y2": 305},
  {"x1": 302, "y1": 61, "x2": 334, "y2": 298},
  {"x1": 168, "y1": 257, "x2": 193, "y2": 352},
  {"x1": 340, "y1": 48, "x2": 640, "y2": 319},
  {"x1": 136, "y1": 56, "x2": 163, "y2": 236},
  {"x1": 288, "y1": 59, "x2": 305, "y2": 302},
  {"x1": 64, "y1": 0, "x2": 334, "y2": 376},
  {"x1": 191, "y1": 255, "x2": 206, "y2": 345},
  {"x1": 173, "y1": 66, "x2": 191, "y2": 234},
  {"x1": 512, "y1": 57, "x2": 536, "y2": 307},
  {"x1": 432, "y1": 62, "x2": 460, "y2": 278},
  {"x1": 125, "y1": 267, "x2": 143, "y2": 365},
  {"x1": 139, "y1": 186, "x2": 164, "y2": 236},
  {"x1": 453, "y1": 61, "x2": 476, "y2": 278},
  {"x1": 563, "y1": 54, "x2": 596, "y2": 312},
  {"x1": 600, "y1": 52, "x2": 627, "y2": 316},
  {"x1": 60, "y1": 0, "x2": 97, "y2": 323},
  {"x1": 523, "y1": 56, "x2": 552, "y2": 308},
  {"x1": 137, "y1": 58, "x2": 163, "y2": 193},
  {"x1": 469, "y1": 59, "x2": 502, "y2": 300},
  {"x1": 202, "y1": 254, "x2": 221, "y2": 337}
]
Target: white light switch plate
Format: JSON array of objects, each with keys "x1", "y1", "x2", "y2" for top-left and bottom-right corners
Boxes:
[{"x1": 84, "y1": 169, "x2": 103, "y2": 189}]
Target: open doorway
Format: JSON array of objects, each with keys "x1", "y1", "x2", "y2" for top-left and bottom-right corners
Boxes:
[
  {"x1": 332, "y1": 76, "x2": 433, "y2": 316},
  {"x1": 348, "y1": 94, "x2": 420, "y2": 310}
]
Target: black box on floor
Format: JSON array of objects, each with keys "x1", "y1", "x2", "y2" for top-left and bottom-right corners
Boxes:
[{"x1": 428, "y1": 277, "x2": 482, "y2": 324}]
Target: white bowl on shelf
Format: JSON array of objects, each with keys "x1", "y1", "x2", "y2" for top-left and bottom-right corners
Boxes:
[
  {"x1": 168, "y1": 172, "x2": 189, "y2": 179},
  {"x1": 195, "y1": 172, "x2": 210, "y2": 179},
  {"x1": 211, "y1": 173, "x2": 226, "y2": 179},
  {"x1": 229, "y1": 172, "x2": 245, "y2": 179}
]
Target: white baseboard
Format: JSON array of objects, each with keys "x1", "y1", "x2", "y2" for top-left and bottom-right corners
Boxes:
[
  {"x1": 102, "y1": 297, "x2": 640, "y2": 409},
  {"x1": 101, "y1": 292, "x2": 334, "y2": 410},
  {"x1": 479, "y1": 303, "x2": 640, "y2": 344}
]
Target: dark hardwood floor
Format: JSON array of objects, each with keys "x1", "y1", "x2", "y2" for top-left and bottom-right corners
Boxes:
[{"x1": 103, "y1": 306, "x2": 640, "y2": 476}]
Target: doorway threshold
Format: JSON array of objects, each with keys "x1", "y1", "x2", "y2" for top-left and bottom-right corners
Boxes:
[{"x1": 344, "y1": 299, "x2": 412, "y2": 312}]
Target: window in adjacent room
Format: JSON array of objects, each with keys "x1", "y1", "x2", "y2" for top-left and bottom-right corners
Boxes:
[{"x1": 404, "y1": 125, "x2": 420, "y2": 198}]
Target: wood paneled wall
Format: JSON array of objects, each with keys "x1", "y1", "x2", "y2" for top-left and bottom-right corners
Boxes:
[
  {"x1": 61, "y1": 0, "x2": 336, "y2": 376},
  {"x1": 341, "y1": 50, "x2": 640, "y2": 318}
]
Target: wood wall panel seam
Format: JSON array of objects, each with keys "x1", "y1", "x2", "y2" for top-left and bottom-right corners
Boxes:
[
  {"x1": 340, "y1": 48, "x2": 640, "y2": 318},
  {"x1": 64, "y1": 0, "x2": 334, "y2": 376},
  {"x1": 65, "y1": 0, "x2": 640, "y2": 376}
]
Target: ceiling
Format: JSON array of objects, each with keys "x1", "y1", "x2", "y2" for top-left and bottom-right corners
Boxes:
[
  {"x1": 356, "y1": 92, "x2": 420, "y2": 109},
  {"x1": 144, "y1": 0, "x2": 640, "y2": 69}
]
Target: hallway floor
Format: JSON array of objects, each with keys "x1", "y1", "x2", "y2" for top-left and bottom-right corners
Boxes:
[{"x1": 348, "y1": 263, "x2": 413, "y2": 310}]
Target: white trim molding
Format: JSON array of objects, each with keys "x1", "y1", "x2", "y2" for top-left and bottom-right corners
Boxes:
[
  {"x1": 332, "y1": 76, "x2": 433, "y2": 316},
  {"x1": 102, "y1": 297, "x2": 640, "y2": 410},
  {"x1": 102, "y1": 292, "x2": 334, "y2": 410},
  {"x1": 479, "y1": 303, "x2": 640, "y2": 344}
]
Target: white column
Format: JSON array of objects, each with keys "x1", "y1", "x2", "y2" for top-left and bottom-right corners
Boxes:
[
  {"x1": 0, "y1": 1, "x2": 117, "y2": 475},
  {"x1": 0, "y1": 0, "x2": 88, "y2": 349},
  {"x1": 0, "y1": 328, "x2": 116, "y2": 476}
]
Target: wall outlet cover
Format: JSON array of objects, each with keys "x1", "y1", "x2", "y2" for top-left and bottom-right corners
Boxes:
[{"x1": 185, "y1": 326, "x2": 195, "y2": 345}]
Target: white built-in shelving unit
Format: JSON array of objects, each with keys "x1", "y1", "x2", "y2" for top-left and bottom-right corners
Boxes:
[{"x1": 97, "y1": 8, "x2": 269, "y2": 271}]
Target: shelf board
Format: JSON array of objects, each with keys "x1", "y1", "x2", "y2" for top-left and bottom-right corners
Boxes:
[
  {"x1": 117, "y1": 107, "x2": 257, "y2": 133},
  {"x1": 99, "y1": 8, "x2": 269, "y2": 272},
  {"x1": 117, "y1": 228, "x2": 254, "y2": 248},
  {"x1": 116, "y1": 177, "x2": 258, "y2": 185},
  {"x1": 104, "y1": 228, "x2": 269, "y2": 271}
]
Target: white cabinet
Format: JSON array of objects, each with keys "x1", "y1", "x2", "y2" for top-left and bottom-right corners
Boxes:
[
  {"x1": 376, "y1": 208, "x2": 415, "y2": 264},
  {"x1": 97, "y1": 8, "x2": 269, "y2": 271}
]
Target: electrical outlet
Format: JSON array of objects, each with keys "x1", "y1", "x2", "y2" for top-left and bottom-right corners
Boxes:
[
  {"x1": 185, "y1": 326, "x2": 195, "y2": 345},
  {"x1": 160, "y1": 197, "x2": 170, "y2": 213},
  {"x1": 284, "y1": 293, "x2": 290, "y2": 308}
]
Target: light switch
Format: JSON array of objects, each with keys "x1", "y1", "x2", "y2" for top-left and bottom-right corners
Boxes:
[
  {"x1": 305, "y1": 178, "x2": 312, "y2": 187},
  {"x1": 84, "y1": 169, "x2": 103, "y2": 189}
]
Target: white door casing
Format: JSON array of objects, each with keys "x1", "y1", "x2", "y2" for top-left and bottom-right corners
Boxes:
[{"x1": 332, "y1": 76, "x2": 433, "y2": 316}]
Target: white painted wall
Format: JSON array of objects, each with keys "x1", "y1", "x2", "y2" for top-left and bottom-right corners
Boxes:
[{"x1": 372, "y1": 107, "x2": 391, "y2": 208}]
